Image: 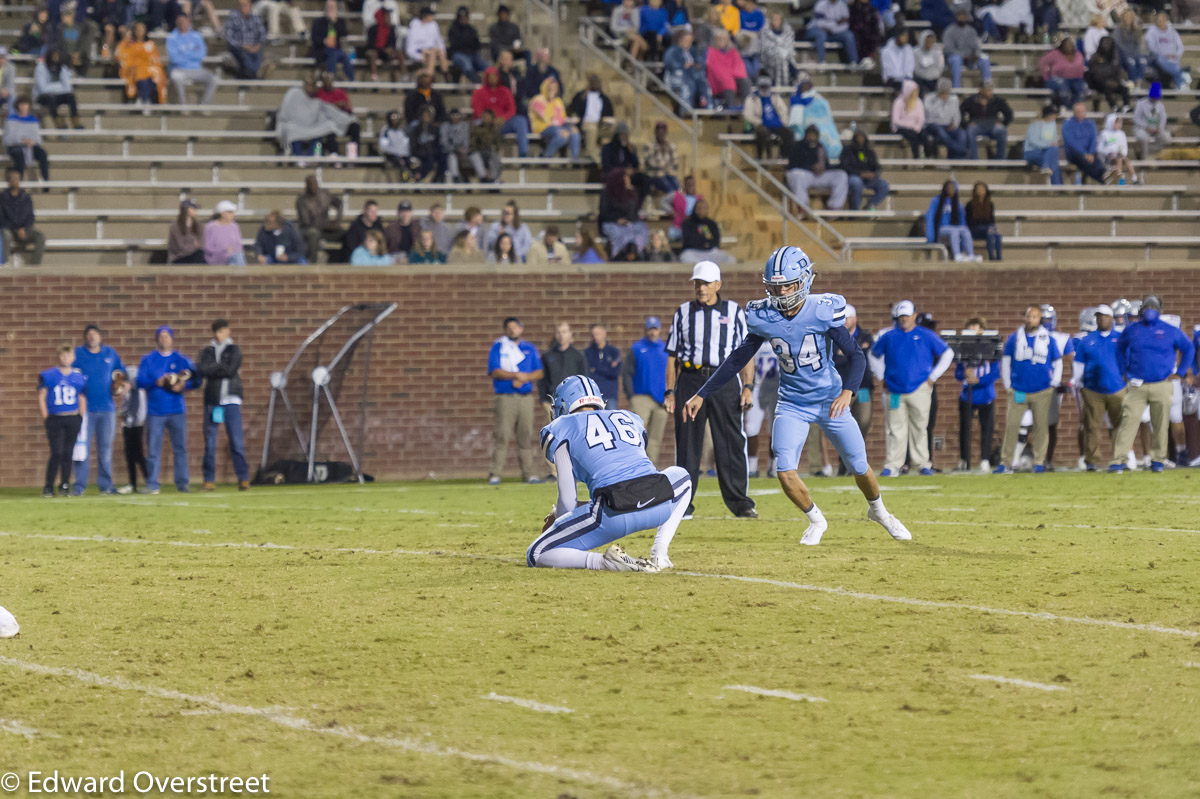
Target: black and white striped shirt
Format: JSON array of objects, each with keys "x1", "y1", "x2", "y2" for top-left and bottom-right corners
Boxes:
[{"x1": 666, "y1": 297, "x2": 747, "y2": 369}]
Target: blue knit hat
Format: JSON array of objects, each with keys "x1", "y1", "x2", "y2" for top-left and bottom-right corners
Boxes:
[
  {"x1": 154, "y1": 325, "x2": 174, "y2": 340},
  {"x1": 1149, "y1": 81, "x2": 1162, "y2": 99}
]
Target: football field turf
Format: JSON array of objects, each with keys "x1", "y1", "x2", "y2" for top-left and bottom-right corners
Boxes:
[{"x1": 1, "y1": 473, "x2": 1198, "y2": 798}]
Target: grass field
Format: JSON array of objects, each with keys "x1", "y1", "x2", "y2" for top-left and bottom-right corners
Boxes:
[{"x1": 1, "y1": 472, "x2": 1199, "y2": 798}]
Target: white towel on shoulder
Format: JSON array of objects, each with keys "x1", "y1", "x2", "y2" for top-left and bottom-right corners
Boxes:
[
  {"x1": 496, "y1": 336, "x2": 525, "y2": 373},
  {"x1": 1013, "y1": 326, "x2": 1050, "y2": 365}
]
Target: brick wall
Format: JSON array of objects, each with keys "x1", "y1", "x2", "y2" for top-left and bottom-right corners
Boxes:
[{"x1": 1, "y1": 263, "x2": 1196, "y2": 487}]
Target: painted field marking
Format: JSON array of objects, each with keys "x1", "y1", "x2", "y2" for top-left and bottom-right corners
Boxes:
[
  {"x1": 483, "y1": 693, "x2": 573, "y2": 714},
  {"x1": 970, "y1": 674, "x2": 1068, "y2": 692},
  {"x1": 915, "y1": 518, "x2": 1200, "y2": 536},
  {"x1": 724, "y1": 685, "x2": 827, "y2": 703},
  {"x1": 0, "y1": 718, "x2": 52, "y2": 738},
  {"x1": 929, "y1": 507, "x2": 977, "y2": 512},
  {"x1": 1185, "y1": 662, "x2": 1200, "y2": 669},
  {"x1": 0, "y1": 657, "x2": 677, "y2": 798}
]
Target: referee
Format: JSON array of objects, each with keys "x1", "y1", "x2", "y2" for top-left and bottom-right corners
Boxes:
[{"x1": 664, "y1": 261, "x2": 757, "y2": 519}]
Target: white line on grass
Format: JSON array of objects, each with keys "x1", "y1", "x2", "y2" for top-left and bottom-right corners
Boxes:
[
  {"x1": 1185, "y1": 662, "x2": 1200, "y2": 669},
  {"x1": 724, "y1": 685, "x2": 827, "y2": 703},
  {"x1": 970, "y1": 674, "x2": 1068, "y2": 692},
  {"x1": 0, "y1": 718, "x2": 52, "y2": 738},
  {"x1": 0, "y1": 657, "x2": 678, "y2": 798},
  {"x1": 915, "y1": 519, "x2": 1200, "y2": 536},
  {"x1": 4, "y1": 531, "x2": 1196, "y2": 640},
  {"x1": 483, "y1": 693, "x2": 573, "y2": 714}
]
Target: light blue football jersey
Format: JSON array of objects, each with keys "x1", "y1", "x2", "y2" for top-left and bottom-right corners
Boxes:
[
  {"x1": 540, "y1": 409, "x2": 658, "y2": 494},
  {"x1": 746, "y1": 292, "x2": 848, "y2": 407}
]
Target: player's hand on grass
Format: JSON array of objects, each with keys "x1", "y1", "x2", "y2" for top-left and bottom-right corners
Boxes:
[
  {"x1": 829, "y1": 389, "x2": 853, "y2": 419},
  {"x1": 682, "y1": 394, "x2": 703, "y2": 421}
]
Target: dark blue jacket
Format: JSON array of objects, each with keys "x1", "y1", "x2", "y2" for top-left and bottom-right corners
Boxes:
[
  {"x1": 586, "y1": 343, "x2": 622, "y2": 404},
  {"x1": 1073, "y1": 330, "x2": 1124, "y2": 394},
  {"x1": 1116, "y1": 319, "x2": 1195, "y2": 383},
  {"x1": 623, "y1": 336, "x2": 668, "y2": 403},
  {"x1": 1062, "y1": 117, "x2": 1097, "y2": 159}
]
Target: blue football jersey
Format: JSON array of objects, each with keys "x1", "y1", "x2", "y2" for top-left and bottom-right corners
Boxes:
[
  {"x1": 746, "y1": 292, "x2": 848, "y2": 407},
  {"x1": 39, "y1": 367, "x2": 88, "y2": 414},
  {"x1": 540, "y1": 409, "x2": 658, "y2": 494}
]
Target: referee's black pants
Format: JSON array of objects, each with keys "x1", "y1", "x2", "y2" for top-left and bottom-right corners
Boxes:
[{"x1": 674, "y1": 370, "x2": 754, "y2": 516}]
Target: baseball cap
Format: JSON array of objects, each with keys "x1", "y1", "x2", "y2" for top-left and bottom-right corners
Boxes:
[
  {"x1": 757, "y1": 75, "x2": 772, "y2": 89},
  {"x1": 843, "y1": 304, "x2": 857, "y2": 318},
  {"x1": 1095, "y1": 303, "x2": 1114, "y2": 316},
  {"x1": 615, "y1": 122, "x2": 630, "y2": 135},
  {"x1": 180, "y1": 199, "x2": 197, "y2": 210},
  {"x1": 154, "y1": 325, "x2": 174, "y2": 339},
  {"x1": 690, "y1": 261, "x2": 721, "y2": 283},
  {"x1": 397, "y1": 200, "x2": 413, "y2": 211},
  {"x1": 215, "y1": 200, "x2": 237, "y2": 214},
  {"x1": 645, "y1": 316, "x2": 661, "y2": 329},
  {"x1": 1149, "y1": 81, "x2": 1162, "y2": 100},
  {"x1": 83, "y1": 323, "x2": 102, "y2": 335},
  {"x1": 892, "y1": 299, "x2": 915, "y2": 318}
]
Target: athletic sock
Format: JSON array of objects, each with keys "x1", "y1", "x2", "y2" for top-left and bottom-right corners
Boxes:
[
  {"x1": 748, "y1": 456, "x2": 759, "y2": 472},
  {"x1": 651, "y1": 494, "x2": 690, "y2": 561},
  {"x1": 868, "y1": 497, "x2": 886, "y2": 515},
  {"x1": 803, "y1": 504, "x2": 824, "y2": 522}
]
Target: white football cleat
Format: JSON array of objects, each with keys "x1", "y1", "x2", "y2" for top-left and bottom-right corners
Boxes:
[
  {"x1": 602, "y1": 544, "x2": 659, "y2": 572},
  {"x1": 650, "y1": 553, "x2": 674, "y2": 571},
  {"x1": 867, "y1": 506, "x2": 912, "y2": 541},
  {"x1": 800, "y1": 511, "x2": 828, "y2": 546}
]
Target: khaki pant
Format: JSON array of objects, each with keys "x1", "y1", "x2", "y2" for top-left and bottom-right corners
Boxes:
[
  {"x1": 883, "y1": 382, "x2": 932, "y2": 472},
  {"x1": 630, "y1": 394, "x2": 669, "y2": 466},
  {"x1": 1081, "y1": 387, "x2": 1125, "y2": 466},
  {"x1": 1111, "y1": 380, "x2": 1174, "y2": 465},
  {"x1": 581, "y1": 120, "x2": 613, "y2": 161},
  {"x1": 491, "y1": 393, "x2": 535, "y2": 479},
  {"x1": 1001, "y1": 387, "x2": 1053, "y2": 467}
]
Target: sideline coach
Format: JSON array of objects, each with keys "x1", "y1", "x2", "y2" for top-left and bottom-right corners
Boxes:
[{"x1": 664, "y1": 261, "x2": 757, "y2": 519}]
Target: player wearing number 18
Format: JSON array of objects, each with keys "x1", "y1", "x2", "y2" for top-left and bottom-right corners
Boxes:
[
  {"x1": 37, "y1": 344, "x2": 88, "y2": 498},
  {"x1": 683, "y1": 246, "x2": 912, "y2": 546}
]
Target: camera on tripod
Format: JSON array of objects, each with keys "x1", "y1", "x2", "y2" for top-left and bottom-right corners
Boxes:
[{"x1": 941, "y1": 329, "x2": 1004, "y2": 366}]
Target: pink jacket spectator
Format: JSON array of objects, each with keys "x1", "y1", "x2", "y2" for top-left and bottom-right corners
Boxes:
[
  {"x1": 706, "y1": 46, "x2": 747, "y2": 95},
  {"x1": 672, "y1": 189, "x2": 702, "y2": 229},
  {"x1": 890, "y1": 80, "x2": 925, "y2": 132},
  {"x1": 1039, "y1": 48, "x2": 1085, "y2": 81}
]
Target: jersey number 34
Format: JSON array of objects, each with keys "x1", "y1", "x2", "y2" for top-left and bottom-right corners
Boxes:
[
  {"x1": 585, "y1": 411, "x2": 642, "y2": 450},
  {"x1": 771, "y1": 334, "x2": 823, "y2": 374}
]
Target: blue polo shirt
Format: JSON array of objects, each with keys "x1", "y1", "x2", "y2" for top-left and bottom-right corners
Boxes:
[
  {"x1": 872, "y1": 325, "x2": 948, "y2": 395},
  {"x1": 954, "y1": 360, "x2": 998, "y2": 405},
  {"x1": 73, "y1": 345, "x2": 126, "y2": 413},
  {"x1": 136, "y1": 350, "x2": 201, "y2": 416},
  {"x1": 487, "y1": 338, "x2": 542, "y2": 395},
  {"x1": 1003, "y1": 331, "x2": 1061, "y2": 393},
  {"x1": 629, "y1": 336, "x2": 668, "y2": 403},
  {"x1": 1073, "y1": 330, "x2": 1124, "y2": 394},
  {"x1": 1117, "y1": 319, "x2": 1195, "y2": 383}
]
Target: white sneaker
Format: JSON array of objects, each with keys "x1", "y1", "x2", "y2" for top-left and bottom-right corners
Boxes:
[
  {"x1": 1142, "y1": 455, "x2": 1152, "y2": 469},
  {"x1": 977, "y1": 459, "x2": 990, "y2": 474},
  {"x1": 602, "y1": 544, "x2": 658, "y2": 572},
  {"x1": 867, "y1": 506, "x2": 912, "y2": 541},
  {"x1": 955, "y1": 459, "x2": 969, "y2": 472},
  {"x1": 116, "y1": 484, "x2": 134, "y2": 495},
  {"x1": 800, "y1": 510, "x2": 828, "y2": 546},
  {"x1": 1077, "y1": 456, "x2": 1087, "y2": 471},
  {"x1": 1126, "y1": 451, "x2": 1138, "y2": 471},
  {"x1": 954, "y1": 253, "x2": 968, "y2": 262},
  {"x1": 820, "y1": 463, "x2": 834, "y2": 477},
  {"x1": 650, "y1": 553, "x2": 674, "y2": 571}
]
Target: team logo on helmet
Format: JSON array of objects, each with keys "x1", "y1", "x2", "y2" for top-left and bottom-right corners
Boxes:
[
  {"x1": 762, "y1": 246, "x2": 814, "y2": 312},
  {"x1": 552, "y1": 376, "x2": 605, "y2": 419}
]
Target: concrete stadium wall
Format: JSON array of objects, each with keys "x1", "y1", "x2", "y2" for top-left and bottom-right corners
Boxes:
[{"x1": 1, "y1": 262, "x2": 1197, "y2": 487}]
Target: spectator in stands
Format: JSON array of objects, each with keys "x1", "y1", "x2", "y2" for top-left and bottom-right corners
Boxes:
[
  {"x1": 340, "y1": 199, "x2": 382, "y2": 262},
  {"x1": 573, "y1": 229, "x2": 607, "y2": 263},
  {"x1": 850, "y1": 0, "x2": 884, "y2": 66},
  {"x1": 600, "y1": 123, "x2": 646, "y2": 191},
  {"x1": 1112, "y1": 10, "x2": 1147, "y2": 86},
  {"x1": 204, "y1": 200, "x2": 245, "y2": 265},
  {"x1": 642, "y1": 121, "x2": 681, "y2": 194},
  {"x1": 168, "y1": 0, "x2": 224, "y2": 35},
  {"x1": 714, "y1": 0, "x2": 741, "y2": 35},
  {"x1": 760, "y1": 12, "x2": 800, "y2": 87},
  {"x1": 276, "y1": 77, "x2": 354, "y2": 157},
  {"x1": 1040, "y1": 35, "x2": 1086, "y2": 110},
  {"x1": 744, "y1": 75, "x2": 794, "y2": 160},
  {"x1": 377, "y1": 110, "x2": 411, "y2": 178},
  {"x1": 977, "y1": 0, "x2": 1034, "y2": 41},
  {"x1": 422, "y1": 203, "x2": 455, "y2": 254},
  {"x1": 296, "y1": 176, "x2": 343, "y2": 261},
  {"x1": 361, "y1": 0, "x2": 400, "y2": 30},
  {"x1": 706, "y1": 29, "x2": 750, "y2": 110},
  {"x1": 529, "y1": 78, "x2": 580, "y2": 159},
  {"x1": 634, "y1": 0, "x2": 669, "y2": 60},
  {"x1": 223, "y1": 0, "x2": 269, "y2": 79},
  {"x1": 526, "y1": 225, "x2": 570, "y2": 265},
  {"x1": 568, "y1": 74, "x2": 615, "y2": 160},
  {"x1": 456, "y1": 206, "x2": 484, "y2": 246},
  {"x1": 996, "y1": 303, "x2": 1063, "y2": 474},
  {"x1": 0, "y1": 49, "x2": 15, "y2": 114},
  {"x1": 311, "y1": 0, "x2": 353, "y2": 81},
  {"x1": 350, "y1": 229, "x2": 393, "y2": 265},
  {"x1": 788, "y1": 73, "x2": 841, "y2": 161},
  {"x1": 471, "y1": 67, "x2": 529, "y2": 157},
  {"x1": 920, "y1": 0, "x2": 955, "y2": 34},
  {"x1": 965, "y1": 181, "x2": 1001, "y2": 260},
  {"x1": 1087, "y1": 36, "x2": 1131, "y2": 112},
  {"x1": 891, "y1": 80, "x2": 925, "y2": 158},
  {"x1": 1081, "y1": 14, "x2": 1108, "y2": 61},
  {"x1": 33, "y1": 51, "x2": 80, "y2": 129},
  {"x1": 4, "y1": 97, "x2": 50, "y2": 183},
  {"x1": 738, "y1": 0, "x2": 766, "y2": 70},
  {"x1": 483, "y1": 202, "x2": 533, "y2": 260},
  {"x1": 1132, "y1": 82, "x2": 1171, "y2": 160},
  {"x1": 363, "y1": 7, "x2": 403, "y2": 81},
  {"x1": 679, "y1": 198, "x2": 735, "y2": 265},
  {"x1": 599, "y1": 169, "x2": 648, "y2": 260},
  {"x1": 1145, "y1": 13, "x2": 1186, "y2": 89},
  {"x1": 488, "y1": 232, "x2": 520, "y2": 264},
  {"x1": 254, "y1": 0, "x2": 304, "y2": 37},
  {"x1": 944, "y1": 11, "x2": 991, "y2": 88},
  {"x1": 1099, "y1": 113, "x2": 1136, "y2": 184},
  {"x1": 961, "y1": 81, "x2": 1012, "y2": 159},
  {"x1": 447, "y1": 229, "x2": 481, "y2": 263},
  {"x1": 921, "y1": 78, "x2": 969, "y2": 158},
  {"x1": 408, "y1": 228, "x2": 446, "y2": 263},
  {"x1": 0, "y1": 167, "x2": 45, "y2": 264},
  {"x1": 954, "y1": 316, "x2": 998, "y2": 472},
  {"x1": 666, "y1": 173, "x2": 700, "y2": 241},
  {"x1": 913, "y1": 31, "x2": 945, "y2": 94},
  {"x1": 1023, "y1": 105, "x2": 1062, "y2": 184},
  {"x1": 1063, "y1": 101, "x2": 1106, "y2": 183},
  {"x1": 664, "y1": 30, "x2": 711, "y2": 111},
  {"x1": 924, "y1": 179, "x2": 979, "y2": 261},
  {"x1": 440, "y1": 108, "x2": 469, "y2": 180},
  {"x1": 166, "y1": 15, "x2": 217, "y2": 107},
  {"x1": 447, "y1": 6, "x2": 486, "y2": 83},
  {"x1": 384, "y1": 200, "x2": 420, "y2": 259},
  {"x1": 408, "y1": 104, "x2": 444, "y2": 180},
  {"x1": 488, "y1": 5, "x2": 528, "y2": 65},
  {"x1": 56, "y1": 4, "x2": 97, "y2": 77},
  {"x1": 645, "y1": 229, "x2": 675, "y2": 262},
  {"x1": 840, "y1": 129, "x2": 889, "y2": 210},
  {"x1": 807, "y1": 0, "x2": 858, "y2": 65},
  {"x1": 253, "y1": 210, "x2": 306, "y2": 264},
  {"x1": 118, "y1": 23, "x2": 167, "y2": 104},
  {"x1": 15, "y1": 7, "x2": 50, "y2": 56},
  {"x1": 881, "y1": 29, "x2": 915, "y2": 92},
  {"x1": 520, "y1": 48, "x2": 561, "y2": 105},
  {"x1": 405, "y1": 6, "x2": 449, "y2": 78},
  {"x1": 786, "y1": 124, "x2": 848, "y2": 211},
  {"x1": 168, "y1": 200, "x2": 205, "y2": 263},
  {"x1": 469, "y1": 108, "x2": 503, "y2": 182}
]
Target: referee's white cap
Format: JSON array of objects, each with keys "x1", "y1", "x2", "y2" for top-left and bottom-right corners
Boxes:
[{"x1": 690, "y1": 261, "x2": 721, "y2": 283}]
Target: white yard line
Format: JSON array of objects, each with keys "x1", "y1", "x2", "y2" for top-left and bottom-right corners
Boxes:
[
  {"x1": 969, "y1": 674, "x2": 1068, "y2": 692},
  {"x1": 0, "y1": 657, "x2": 676, "y2": 798},
  {"x1": 914, "y1": 519, "x2": 1200, "y2": 536},
  {"x1": 1185, "y1": 662, "x2": 1200, "y2": 669},
  {"x1": 482, "y1": 693, "x2": 573, "y2": 714},
  {"x1": 724, "y1": 685, "x2": 827, "y2": 703},
  {"x1": 929, "y1": 507, "x2": 977, "y2": 512},
  {"x1": 0, "y1": 718, "x2": 51, "y2": 738}
]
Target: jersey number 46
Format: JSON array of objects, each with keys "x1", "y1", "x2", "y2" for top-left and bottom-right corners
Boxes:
[
  {"x1": 585, "y1": 411, "x2": 642, "y2": 450},
  {"x1": 771, "y1": 334, "x2": 823, "y2": 374}
]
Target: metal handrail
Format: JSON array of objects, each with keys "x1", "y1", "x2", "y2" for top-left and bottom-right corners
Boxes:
[
  {"x1": 720, "y1": 142, "x2": 846, "y2": 262},
  {"x1": 577, "y1": 18, "x2": 699, "y2": 171},
  {"x1": 525, "y1": 0, "x2": 560, "y2": 57}
]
